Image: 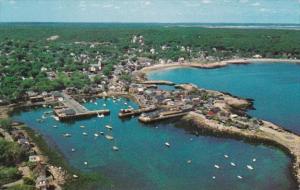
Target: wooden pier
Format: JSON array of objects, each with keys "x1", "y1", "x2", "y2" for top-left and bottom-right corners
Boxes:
[
  {"x1": 53, "y1": 92, "x2": 110, "y2": 121},
  {"x1": 118, "y1": 106, "x2": 157, "y2": 118}
]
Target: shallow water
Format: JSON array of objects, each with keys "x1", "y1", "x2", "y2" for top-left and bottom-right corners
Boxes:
[
  {"x1": 13, "y1": 97, "x2": 296, "y2": 190},
  {"x1": 148, "y1": 63, "x2": 300, "y2": 134}
]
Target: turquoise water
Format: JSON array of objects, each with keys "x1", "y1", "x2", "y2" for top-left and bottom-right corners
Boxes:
[
  {"x1": 13, "y1": 97, "x2": 296, "y2": 190},
  {"x1": 149, "y1": 63, "x2": 300, "y2": 134}
]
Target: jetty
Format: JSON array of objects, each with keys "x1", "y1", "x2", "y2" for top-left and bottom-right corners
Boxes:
[
  {"x1": 53, "y1": 92, "x2": 110, "y2": 121},
  {"x1": 118, "y1": 106, "x2": 157, "y2": 118},
  {"x1": 140, "y1": 80, "x2": 175, "y2": 85}
]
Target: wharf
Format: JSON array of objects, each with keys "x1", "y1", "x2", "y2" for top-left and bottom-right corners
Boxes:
[
  {"x1": 138, "y1": 110, "x2": 190, "y2": 123},
  {"x1": 118, "y1": 106, "x2": 157, "y2": 118},
  {"x1": 54, "y1": 92, "x2": 110, "y2": 121}
]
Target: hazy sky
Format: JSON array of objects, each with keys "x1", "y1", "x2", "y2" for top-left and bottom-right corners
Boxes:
[{"x1": 0, "y1": 0, "x2": 299, "y2": 23}]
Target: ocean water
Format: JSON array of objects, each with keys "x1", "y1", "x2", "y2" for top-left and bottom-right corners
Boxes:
[
  {"x1": 148, "y1": 63, "x2": 300, "y2": 135},
  {"x1": 13, "y1": 97, "x2": 296, "y2": 190}
]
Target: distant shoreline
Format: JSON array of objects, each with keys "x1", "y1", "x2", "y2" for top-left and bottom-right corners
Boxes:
[{"x1": 140, "y1": 58, "x2": 300, "y2": 74}]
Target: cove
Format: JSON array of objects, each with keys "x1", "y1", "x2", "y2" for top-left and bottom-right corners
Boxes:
[
  {"x1": 148, "y1": 63, "x2": 300, "y2": 135},
  {"x1": 13, "y1": 97, "x2": 296, "y2": 190}
]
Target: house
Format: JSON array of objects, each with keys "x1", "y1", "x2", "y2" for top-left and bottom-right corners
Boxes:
[
  {"x1": 36, "y1": 175, "x2": 49, "y2": 190},
  {"x1": 30, "y1": 95, "x2": 45, "y2": 103},
  {"x1": 89, "y1": 63, "x2": 102, "y2": 73},
  {"x1": 29, "y1": 155, "x2": 41, "y2": 162}
]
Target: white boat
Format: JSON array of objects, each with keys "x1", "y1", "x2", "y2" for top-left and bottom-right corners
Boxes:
[
  {"x1": 103, "y1": 104, "x2": 106, "y2": 106},
  {"x1": 224, "y1": 154, "x2": 229, "y2": 158},
  {"x1": 112, "y1": 146, "x2": 119, "y2": 151},
  {"x1": 100, "y1": 131, "x2": 104, "y2": 135},
  {"x1": 98, "y1": 114, "x2": 104, "y2": 118},
  {"x1": 105, "y1": 135, "x2": 114, "y2": 140},
  {"x1": 94, "y1": 133, "x2": 99, "y2": 137},
  {"x1": 63, "y1": 133, "x2": 71, "y2": 137},
  {"x1": 53, "y1": 125, "x2": 58, "y2": 128},
  {"x1": 84, "y1": 161, "x2": 88, "y2": 165},
  {"x1": 53, "y1": 116, "x2": 59, "y2": 121},
  {"x1": 124, "y1": 102, "x2": 128, "y2": 105},
  {"x1": 42, "y1": 115, "x2": 46, "y2": 119},
  {"x1": 230, "y1": 162, "x2": 236, "y2": 167},
  {"x1": 212, "y1": 176, "x2": 216, "y2": 180},
  {"x1": 214, "y1": 164, "x2": 220, "y2": 169},
  {"x1": 82, "y1": 132, "x2": 88, "y2": 136},
  {"x1": 43, "y1": 104, "x2": 47, "y2": 108},
  {"x1": 94, "y1": 102, "x2": 98, "y2": 105},
  {"x1": 187, "y1": 160, "x2": 192, "y2": 164},
  {"x1": 105, "y1": 125, "x2": 113, "y2": 130},
  {"x1": 71, "y1": 148, "x2": 76, "y2": 152},
  {"x1": 80, "y1": 125, "x2": 85, "y2": 128},
  {"x1": 237, "y1": 175, "x2": 243, "y2": 179},
  {"x1": 247, "y1": 165, "x2": 254, "y2": 170},
  {"x1": 113, "y1": 100, "x2": 116, "y2": 103},
  {"x1": 252, "y1": 158, "x2": 256, "y2": 162},
  {"x1": 165, "y1": 142, "x2": 170, "y2": 147},
  {"x1": 73, "y1": 174, "x2": 78, "y2": 178}
]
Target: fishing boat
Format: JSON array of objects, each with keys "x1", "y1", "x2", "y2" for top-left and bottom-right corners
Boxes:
[
  {"x1": 165, "y1": 142, "x2": 170, "y2": 147},
  {"x1": 112, "y1": 146, "x2": 119, "y2": 151},
  {"x1": 230, "y1": 162, "x2": 236, "y2": 167},
  {"x1": 247, "y1": 165, "x2": 254, "y2": 170},
  {"x1": 214, "y1": 164, "x2": 220, "y2": 169},
  {"x1": 105, "y1": 125, "x2": 113, "y2": 130},
  {"x1": 82, "y1": 132, "x2": 88, "y2": 136},
  {"x1": 105, "y1": 135, "x2": 114, "y2": 140},
  {"x1": 63, "y1": 133, "x2": 71, "y2": 137}
]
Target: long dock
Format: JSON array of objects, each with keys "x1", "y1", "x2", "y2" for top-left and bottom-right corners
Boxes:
[
  {"x1": 54, "y1": 92, "x2": 110, "y2": 121},
  {"x1": 118, "y1": 106, "x2": 157, "y2": 118},
  {"x1": 138, "y1": 110, "x2": 190, "y2": 123},
  {"x1": 140, "y1": 80, "x2": 175, "y2": 85}
]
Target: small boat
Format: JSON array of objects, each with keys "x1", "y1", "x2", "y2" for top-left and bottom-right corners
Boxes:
[
  {"x1": 84, "y1": 161, "x2": 88, "y2": 165},
  {"x1": 71, "y1": 148, "x2": 76, "y2": 152},
  {"x1": 212, "y1": 176, "x2": 216, "y2": 180},
  {"x1": 82, "y1": 132, "x2": 88, "y2": 136},
  {"x1": 80, "y1": 125, "x2": 85, "y2": 128},
  {"x1": 53, "y1": 125, "x2": 58, "y2": 128},
  {"x1": 237, "y1": 175, "x2": 243, "y2": 179},
  {"x1": 252, "y1": 158, "x2": 256, "y2": 162},
  {"x1": 94, "y1": 102, "x2": 98, "y2": 105},
  {"x1": 99, "y1": 131, "x2": 104, "y2": 135},
  {"x1": 42, "y1": 115, "x2": 46, "y2": 119},
  {"x1": 97, "y1": 114, "x2": 104, "y2": 118},
  {"x1": 105, "y1": 125, "x2": 113, "y2": 130},
  {"x1": 124, "y1": 102, "x2": 128, "y2": 105},
  {"x1": 224, "y1": 155, "x2": 229, "y2": 158},
  {"x1": 165, "y1": 142, "x2": 170, "y2": 147},
  {"x1": 214, "y1": 164, "x2": 220, "y2": 169},
  {"x1": 43, "y1": 104, "x2": 47, "y2": 108},
  {"x1": 73, "y1": 174, "x2": 78, "y2": 178},
  {"x1": 230, "y1": 162, "x2": 236, "y2": 167},
  {"x1": 187, "y1": 160, "x2": 192, "y2": 164},
  {"x1": 94, "y1": 133, "x2": 99, "y2": 137},
  {"x1": 63, "y1": 133, "x2": 71, "y2": 137},
  {"x1": 247, "y1": 165, "x2": 254, "y2": 170},
  {"x1": 53, "y1": 116, "x2": 59, "y2": 121},
  {"x1": 105, "y1": 135, "x2": 114, "y2": 140},
  {"x1": 112, "y1": 146, "x2": 119, "y2": 151},
  {"x1": 113, "y1": 100, "x2": 116, "y2": 103},
  {"x1": 103, "y1": 103, "x2": 106, "y2": 106}
]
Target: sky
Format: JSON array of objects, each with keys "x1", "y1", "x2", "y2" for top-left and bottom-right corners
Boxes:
[{"x1": 0, "y1": 0, "x2": 299, "y2": 23}]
